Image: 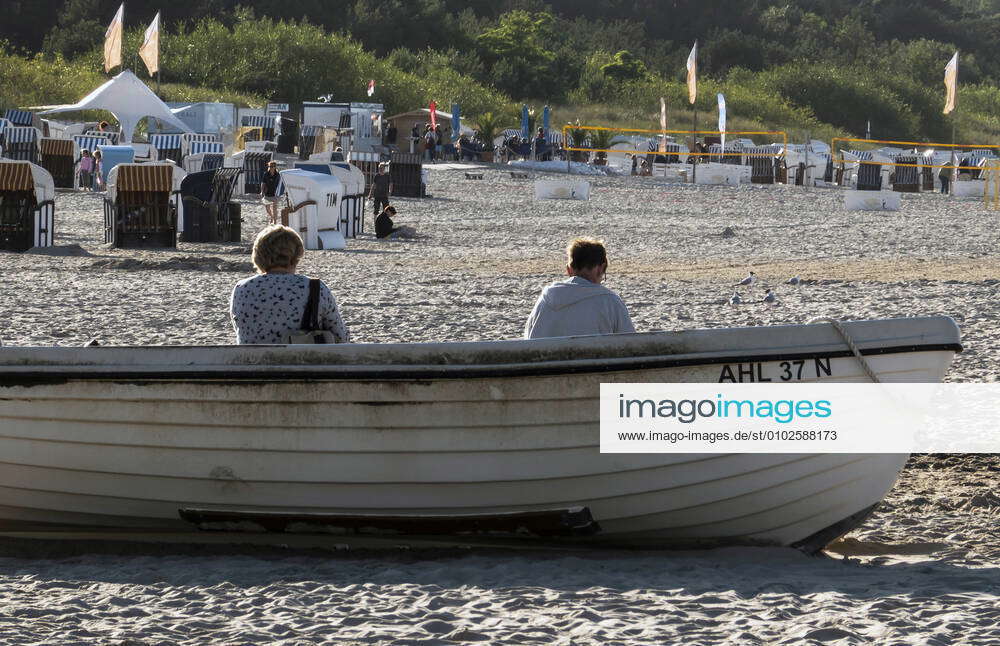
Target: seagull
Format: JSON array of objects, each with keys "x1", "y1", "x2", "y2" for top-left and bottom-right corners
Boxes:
[
  {"x1": 763, "y1": 289, "x2": 777, "y2": 304},
  {"x1": 786, "y1": 276, "x2": 801, "y2": 287},
  {"x1": 734, "y1": 271, "x2": 756, "y2": 291},
  {"x1": 729, "y1": 290, "x2": 743, "y2": 305}
]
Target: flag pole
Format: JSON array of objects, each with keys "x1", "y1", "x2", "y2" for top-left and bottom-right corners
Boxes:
[{"x1": 692, "y1": 105, "x2": 698, "y2": 184}]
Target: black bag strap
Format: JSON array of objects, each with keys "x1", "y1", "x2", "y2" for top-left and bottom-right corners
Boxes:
[{"x1": 300, "y1": 278, "x2": 321, "y2": 330}]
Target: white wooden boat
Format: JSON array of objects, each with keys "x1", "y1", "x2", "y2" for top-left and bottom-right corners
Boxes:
[{"x1": 0, "y1": 316, "x2": 960, "y2": 551}]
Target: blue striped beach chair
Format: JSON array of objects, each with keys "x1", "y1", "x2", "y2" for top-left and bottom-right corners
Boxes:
[
  {"x1": 3, "y1": 109, "x2": 34, "y2": 127},
  {"x1": 1, "y1": 126, "x2": 41, "y2": 164},
  {"x1": 149, "y1": 134, "x2": 182, "y2": 162}
]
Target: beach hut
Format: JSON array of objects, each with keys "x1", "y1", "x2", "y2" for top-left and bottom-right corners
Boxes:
[
  {"x1": 0, "y1": 127, "x2": 42, "y2": 164},
  {"x1": 279, "y1": 169, "x2": 346, "y2": 250},
  {"x1": 38, "y1": 138, "x2": 78, "y2": 189},
  {"x1": 149, "y1": 134, "x2": 182, "y2": 162},
  {"x1": 0, "y1": 160, "x2": 55, "y2": 252},
  {"x1": 302, "y1": 102, "x2": 385, "y2": 153},
  {"x1": 178, "y1": 167, "x2": 242, "y2": 243},
  {"x1": 103, "y1": 163, "x2": 184, "y2": 248}
]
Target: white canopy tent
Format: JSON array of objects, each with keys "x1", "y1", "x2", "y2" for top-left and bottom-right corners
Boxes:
[{"x1": 34, "y1": 70, "x2": 192, "y2": 143}]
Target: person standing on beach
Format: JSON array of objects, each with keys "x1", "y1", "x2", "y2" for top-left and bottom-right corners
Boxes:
[
  {"x1": 92, "y1": 149, "x2": 104, "y2": 191},
  {"x1": 524, "y1": 237, "x2": 635, "y2": 339},
  {"x1": 369, "y1": 163, "x2": 392, "y2": 215},
  {"x1": 260, "y1": 161, "x2": 282, "y2": 225},
  {"x1": 939, "y1": 161, "x2": 952, "y2": 194},
  {"x1": 78, "y1": 149, "x2": 94, "y2": 191}
]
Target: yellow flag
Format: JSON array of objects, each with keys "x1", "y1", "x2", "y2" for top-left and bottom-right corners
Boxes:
[
  {"x1": 659, "y1": 96, "x2": 667, "y2": 152},
  {"x1": 686, "y1": 41, "x2": 697, "y2": 105},
  {"x1": 104, "y1": 3, "x2": 123, "y2": 73},
  {"x1": 139, "y1": 12, "x2": 160, "y2": 76},
  {"x1": 943, "y1": 52, "x2": 958, "y2": 115}
]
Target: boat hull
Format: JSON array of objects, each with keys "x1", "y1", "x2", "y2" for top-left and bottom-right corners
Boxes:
[{"x1": 0, "y1": 317, "x2": 960, "y2": 548}]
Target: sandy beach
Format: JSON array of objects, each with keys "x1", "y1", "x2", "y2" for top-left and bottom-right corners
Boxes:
[{"x1": 1, "y1": 165, "x2": 998, "y2": 644}]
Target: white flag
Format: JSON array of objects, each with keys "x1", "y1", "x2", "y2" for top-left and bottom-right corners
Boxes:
[
  {"x1": 104, "y1": 3, "x2": 123, "y2": 73},
  {"x1": 139, "y1": 12, "x2": 160, "y2": 76},
  {"x1": 659, "y1": 96, "x2": 667, "y2": 152},
  {"x1": 943, "y1": 52, "x2": 958, "y2": 115},
  {"x1": 686, "y1": 41, "x2": 697, "y2": 105},
  {"x1": 718, "y1": 93, "x2": 726, "y2": 150}
]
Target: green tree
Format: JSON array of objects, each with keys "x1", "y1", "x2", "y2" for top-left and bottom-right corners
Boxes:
[
  {"x1": 476, "y1": 10, "x2": 556, "y2": 99},
  {"x1": 600, "y1": 50, "x2": 648, "y2": 82}
]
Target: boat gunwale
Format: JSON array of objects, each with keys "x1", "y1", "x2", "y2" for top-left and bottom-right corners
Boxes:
[{"x1": 0, "y1": 342, "x2": 962, "y2": 383}]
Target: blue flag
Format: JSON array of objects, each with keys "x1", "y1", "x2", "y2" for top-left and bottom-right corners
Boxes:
[
  {"x1": 451, "y1": 103, "x2": 461, "y2": 142},
  {"x1": 521, "y1": 104, "x2": 530, "y2": 139}
]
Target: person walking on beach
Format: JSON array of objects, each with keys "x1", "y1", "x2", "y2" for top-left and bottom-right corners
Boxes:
[
  {"x1": 524, "y1": 237, "x2": 635, "y2": 339},
  {"x1": 424, "y1": 125, "x2": 437, "y2": 162},
  {"x1": 230, "y1": 225, "x2": 350, "y2": 345},
  {"x1": 260, "y1": 161, "x2": 282, "y2": 225},
  {"x1": 369, "y1": 163, "x2": 392, "y2": 215}
]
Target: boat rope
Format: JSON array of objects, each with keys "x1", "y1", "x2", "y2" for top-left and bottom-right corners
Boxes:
[{"x1": 807, "y1": 317, "x2": 881, "y2": 383}]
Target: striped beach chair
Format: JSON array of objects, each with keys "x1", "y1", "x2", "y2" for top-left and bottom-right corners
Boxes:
[
  {"x1": 241, "y1": 151, "x2": 272, "y2": 194},
  {"x1": 38, "y1": 138, "x2": 78, "y2": 189},
  {"x1": 241, "y1": 115, "x2": 275, "y2": 141},
  {"x1": 104, "y1": 163, "x2": 180, "y2": 248},
  {"x1": 3, "y1": 109, "x2": 35, "y2": 127},
  {"x1": 847, "y1": 150, "x2": 881, "y2": 191},
  {"x1": 709, "y1": 143, "x2": 743, "y2": 165},
  {"x1": 84, "y1": 130, "x2": 121, "y2": 145},
  {"x1": 187, "y1": 141, "x2": 224, "y2": 156},
  {"x1": 1, "y1": 127, "x2": 41, "y2": 164},
  {"x1": 745, "y1": 146, "x2": 776, "y2": 184},
  {"x1": 181, "y1": 133, "x2": 220, "y2": 158},
  {"x1": 179, "y1": 167, "x2": 243, "y2": 243},
  {"x1": 0, "y1": 160, "x2": 55, "y2": 252},
  {"x1": 298, "y1": 125, "x2": 321, "y2": 160},
  {"x1": 73, "y1": 134, "x2": 113, "y2": 153},
  {"x1": 149, "y1": 134, "x2": 182, "y2": 162},
  {"x1": 891, "y1": 154, "x2": 920, "y2": 192}
]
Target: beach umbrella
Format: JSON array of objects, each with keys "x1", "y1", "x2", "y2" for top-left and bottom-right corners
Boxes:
[
  {"x1": 451, "y1": 104, "x2": 461, "y2": 142},
  {"x1": 521, "y1": 105, "x2": 529, "y2": 139},
  {"x1": 542, "y1": 105, "x2": 550, "y2": 134}
]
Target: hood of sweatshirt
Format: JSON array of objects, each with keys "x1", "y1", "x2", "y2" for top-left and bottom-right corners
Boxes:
[{"x1": 540, "y1": 276, "x2": 612, "y2": 311}]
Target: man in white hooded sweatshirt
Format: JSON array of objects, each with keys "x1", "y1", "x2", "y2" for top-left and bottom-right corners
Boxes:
[{"x1": 524, "y1": 237, "x2": 635, "y2": 339}]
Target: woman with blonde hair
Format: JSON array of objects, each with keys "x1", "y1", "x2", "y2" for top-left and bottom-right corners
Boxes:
[{"x1": 230, "y1": 225, "x2": 349, "y2": 344}]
